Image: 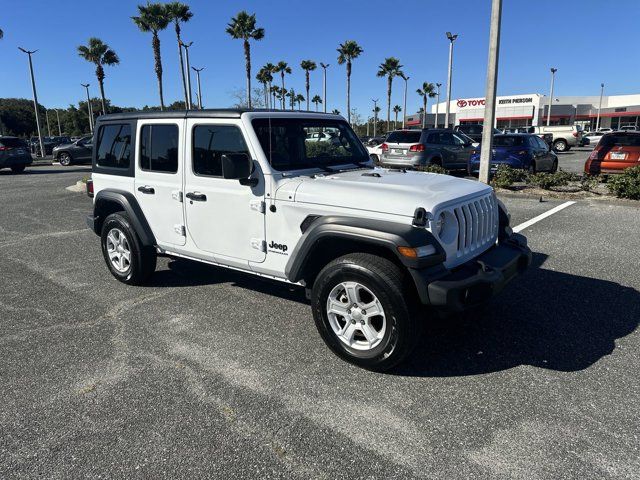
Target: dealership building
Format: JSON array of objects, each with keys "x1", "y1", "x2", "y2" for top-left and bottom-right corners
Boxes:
[{"x1": 405, "y1": 93, "x2": 640, "y2": 131}]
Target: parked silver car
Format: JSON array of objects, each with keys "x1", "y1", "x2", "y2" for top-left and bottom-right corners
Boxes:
[
  {"x1": 53, "y1": 135, "x2": 93, "y2": 166},
  {"x1": 379, "y1": 129, "x2": 475, "y2": 170}
]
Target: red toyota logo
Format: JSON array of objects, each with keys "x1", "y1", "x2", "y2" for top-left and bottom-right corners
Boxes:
[{"x1": 457, "y1": 99, "x2": 468, "y2": 108}]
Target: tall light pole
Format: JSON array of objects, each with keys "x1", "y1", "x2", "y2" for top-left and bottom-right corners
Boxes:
[
  {"x1": 55, "y1": 109, "x2": 62, "y2": 136},
  {"x1": 435, "y1": 83, "x2": 442, "y2": 128},
  {"x1": 18, "y1": 47, "x2": 44, "y2": 157},
  {"x1": 372, "y1": 99, "x2": 379, "y2": 137},
  {"x1": 192, "y1": 67, "x2": 204, "y2": 109},
  {"x1": 444, "y1": 32, "x2": 458, "y2": 129},
  {"x1": 181, "y1": 41, "x2": 194, "y2": 109},
  {"x1": 320, "y1": 62, "x2": 330, "y2": 113},
  {"x1": 81, "y1": 83, "x2": 94, "y2": 133},
  {"x1": 596, "y1": 82, "x2": 604, "y2": 131},
  {"x1": 546, "y1": 67, "x2": 557, "y2": 126},
  {"x1": 45, "y1": 109, "x2": 51, "y2": 136},
  {"x1": 401, "y1": 74, "x2": 409, "y2": 129},
  {"x1": 478, "y1": 0, "x2": 503, "y2": 185}
]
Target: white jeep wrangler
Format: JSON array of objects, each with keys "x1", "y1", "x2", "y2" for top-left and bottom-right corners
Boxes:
[{"x1": 87, "y1": 110, "x2": 531, "y2": 371}]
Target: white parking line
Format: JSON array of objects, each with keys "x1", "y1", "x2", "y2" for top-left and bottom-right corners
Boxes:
[{"x1": 512, "y1": 201, "x2": 576, "y2": 233}]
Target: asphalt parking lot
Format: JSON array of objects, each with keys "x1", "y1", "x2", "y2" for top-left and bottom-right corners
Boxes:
[
  {"x1": 1, "y1": 165, "x2": 639, "y2": 479},
  {"x1": 555, "y1": 147, "x2": 591, "y2": 174}
]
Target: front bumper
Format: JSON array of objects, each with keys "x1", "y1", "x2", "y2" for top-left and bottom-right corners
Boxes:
[{"x1": 410, "y1": 233, "x2": 532, "y2": 311}]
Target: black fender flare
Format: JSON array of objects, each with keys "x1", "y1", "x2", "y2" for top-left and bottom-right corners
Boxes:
[
  {"x1": 285, "y1": 215, "x2": 445, "y2": 283},
  {"x1": 92, "y1": 189, "x2": 156, "y2": 246}
]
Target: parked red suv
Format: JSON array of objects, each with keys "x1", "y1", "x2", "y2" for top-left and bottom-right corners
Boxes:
[{"x1": 585, "y1": 131, "x2": 640, "y2": 174}]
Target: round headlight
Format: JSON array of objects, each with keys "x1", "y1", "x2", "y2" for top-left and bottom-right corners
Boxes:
[{"x1": 435, "y1": 212, "x2": 446, "y2": 236}]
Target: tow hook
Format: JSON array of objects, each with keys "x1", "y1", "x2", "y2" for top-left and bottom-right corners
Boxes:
[{"x1": 478, "y1": 261, "x2": 493, "y2": 273}]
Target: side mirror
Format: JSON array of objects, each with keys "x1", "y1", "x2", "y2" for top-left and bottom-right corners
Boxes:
[{"x1": 221, "y1": 153, "x2": 257, "y2": 186}]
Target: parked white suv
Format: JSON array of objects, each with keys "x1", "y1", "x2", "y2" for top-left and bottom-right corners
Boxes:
[
  {"x1": 527, "y1": 125, "x2": 582, "y2": 152},
  {"x1": 86, "y1": 110, "x2": 531, "y2": 370}
]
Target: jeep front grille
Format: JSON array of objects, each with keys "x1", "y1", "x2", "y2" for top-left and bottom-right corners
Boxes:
[{"x1": 451, "y1": 193, "x2": 498, "y2": 258}]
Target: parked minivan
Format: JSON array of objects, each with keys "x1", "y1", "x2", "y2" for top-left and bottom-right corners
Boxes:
[{"x1": 379, "y1": 129, "x2": 475, "y2": 170}]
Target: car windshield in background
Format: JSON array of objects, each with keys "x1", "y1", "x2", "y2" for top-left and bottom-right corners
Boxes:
[
  {"x1": 0, "y1": 138, "x2": 28, "y2": 148},
  {"x1": 493, "y1": 136, "x2": 525, "y2": 147},
  {"x1": 252, "y1": 118, "x2": 369, "y2": 171},
  {"x1": 386, "y1": 131, "x2": 422, "y2": 144},
  {"x1": 601, "y1": 134, "x2": 640, "y2": 147}
]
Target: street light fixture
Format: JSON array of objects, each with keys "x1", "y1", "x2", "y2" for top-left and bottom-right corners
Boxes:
[
  {"x1": 401, "y1": 74, "x2": 409, "y2": 129},
  {"x1": 320, "y1": 63, "x2": 330, "y2": 113},
  {"x1": 181, "y1": 41, "x2": 194, "y2": 109},
  {"x1": 596, "y1": 82, "x2": 605, "y2": 132},
  {"x1": 18, "y1": 47, "x2": 44, "y2": 157},
  {"x1": 81, "y1": 83, "x2": 94, "y2": 133},
  {"x1": 435, "y1": 83, "x2": 442, "y2": 127},
  {"x1": 192, "y1": 67, "x2": 205, "y2": 110},
  {"x1": 546, "y1": 67, "x2": 557, "y2": 126},
  {"x1": 444, "y1": 32, "x2": 458, "y2": 129}
]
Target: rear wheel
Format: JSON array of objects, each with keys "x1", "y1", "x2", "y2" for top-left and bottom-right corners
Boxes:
[
  {"x1": 528, "y1": 161, "x2": 536, "y2": 174},
  {"x1": 553, "y1": 139, "x2": 568, "y2": 152},
  {"x1": 100, "y1": 212, "x2": 156, "y2": 285},
  {"x1": 311, "y1": 253, "x2": 420, "y2": 371},
  {"x1": 58, "y1": 153, "x2": 72, "y2": 166},
  {"x1": 550, "y1": 159, "x2": 558, "y2": 173},
  {"x1": 10, "y1": 165, "x2": 26, "y2": 174},
  {"x1": 370, "y1": 154, "x2": 379, "y2": 165}
]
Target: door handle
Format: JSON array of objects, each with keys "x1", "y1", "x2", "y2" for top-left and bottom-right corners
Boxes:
[
  {"x1": 137, "y1": 186, "x2": 155, "y2": 194},
  {"x1": 186, "y1": 192, "x2": 207, "y2": 202}
]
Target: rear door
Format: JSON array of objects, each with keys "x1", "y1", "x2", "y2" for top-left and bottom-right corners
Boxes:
[
  {"x1": 134, "y1": 120, "x2": 186, "y2": 247},
  {"x1": 384, "y1": 130, "x2": 422, "y2": 159},
  {"x1": 76, "y1": 136, "x2": 93, "y2": 163},
  {"x1": 184, "y1": 118, "x2": 266, "y2": 264}
]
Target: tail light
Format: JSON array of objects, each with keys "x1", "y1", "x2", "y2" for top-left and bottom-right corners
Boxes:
[
  {"x1": 86, "y1": 179, "x2": 94, "y2": 198},
  {"x1": 573, "y1": 132, "x2": 579, "y2": 137},
  {"x1": 0, "y1": 146, "x2": 12, "y2": 151},
  {"x1": 588, "y1": 147, "x2": 603, "y2": 161},
  {"x1": 409, "y1": 144, "x2": 425, "y2": 152},
  {"x1": 381, "y1": 143, "x2": 389, "y2": 152}
]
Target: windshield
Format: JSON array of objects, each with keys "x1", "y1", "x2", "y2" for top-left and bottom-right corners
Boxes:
[
  {"x1": 493, "y1": 136, "x2": 525, "y2": 147},
  {"x1": 252, "y1": 118, "x2": 369, "y2": 171},
  {"x1": 386, "y1": 131, "x2": 422, "y2": 144}
]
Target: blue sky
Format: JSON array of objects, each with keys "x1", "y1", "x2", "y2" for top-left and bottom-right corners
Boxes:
[{"x1": 2, "y1": 0, "x2": 640, "y2": 117}]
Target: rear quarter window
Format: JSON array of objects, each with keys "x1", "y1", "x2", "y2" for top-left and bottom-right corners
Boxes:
[
  {"x1": 96, "y1": 124, "x2": 132, "y2": 169},
  {"x1": 0, "y1": 138, "x2": 27, "y2": 148},
  {"x1": 601, "y1": 134, "x2": 640, "y2": 147}
]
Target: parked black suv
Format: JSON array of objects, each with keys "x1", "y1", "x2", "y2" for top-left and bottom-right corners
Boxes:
[{"x1": 0, "y1": 136, "x2": 33, "y2": 173}]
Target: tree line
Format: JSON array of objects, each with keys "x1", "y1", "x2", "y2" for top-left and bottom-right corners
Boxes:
[{"x1": 1, "y1": 4, "x2": 440, "y2": 136}]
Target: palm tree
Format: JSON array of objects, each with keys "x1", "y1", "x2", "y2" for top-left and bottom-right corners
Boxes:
[
  {"x1": 300, "y1": 60, "x2": 317, "y2": 110},
  {"x1": 165, "y1": 2, "x2": 193, "y2": 109},
  {"x1": 256, "y1": 66, "x2": 273, "y2": 108},
  {"x1": 312, "y1": 94, "x2": 322, "y2": 112},
  {"x1": 262, "y1": 62, "x2": 276, "y2": 108},
  {"x1": 270, "y1": 85, "x2": 281, "y2": 110},
  {"x1": 332, "y1": 109, "x2": 340, "y2": 115},
  {"x1": 295, "y1": 94, "x2": 305, "y2": 111},
  {"x1": 286, "y1": 88, "x2": 296, "y2": 110},
  {"x1": 0, "y1": 29, "x2": 3, "y2": 39},
  {"x1": 132, "y1": 3, "x2": 171, "y2": 110},
  {"x1": 274, "y1": 61, "x2": 291, "y2": 109},
  {"x1": 377, "y1": 57, "x2": 403, "y2": 132},
  {"x1": 337, "y1": 40, "x2": 363, "y2": 124},
  {"x1": 226, "y1": 11, "x2": 265, "y2": 109},
  {"x1": 77, "y1": 38, "x2": 120, "y2": 116},
  {"x1": 416, "y1": 82, "x2": 436, "y2": 128},
  {"x1": 393, "y1": 105, "x2": 402, "y2": 129}
]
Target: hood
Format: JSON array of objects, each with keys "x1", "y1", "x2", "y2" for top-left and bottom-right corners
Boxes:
[{"x1": 275, "y1": 168, "x2": 492, "y2": 217}]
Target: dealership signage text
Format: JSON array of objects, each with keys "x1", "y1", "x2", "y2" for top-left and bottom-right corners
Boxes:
[{"x1": 457, "y1": 97, "x2": 534, "y2": 108}]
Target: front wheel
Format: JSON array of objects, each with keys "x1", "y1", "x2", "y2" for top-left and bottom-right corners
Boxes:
[
  {"x1": 100, "y1": 212, "x2": 157, "y2": 285},
  {"x1": 550, "y1": 159, "x2": 558, "y2": 173},
  {"x1": 311, "y1": 253, "x2": 420, "y2": 371},
  {"x1": 58, "y1": 153, "x2": 72, "y2": 166},
  {"x1": 553, "y1": 139, "x2": 568, "y2": 152},
  {"x1": 11, "y1": 165, "x2": 26, "y2": 174}
]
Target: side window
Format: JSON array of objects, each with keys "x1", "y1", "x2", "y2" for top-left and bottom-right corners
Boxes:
[
  {"x1": 96, "y1": 124, "x2": 132, "y2": 169},
  {"x1": 425, "y1": 133, "x2": 438, "y2": 144},
  {"x1": 140, "y1": 124, "x2": 179, "y2": 173},
  {"x1": 538, "y1": 137, "x2": 549, "y2": 150},
  {"x1": 192, "y1": 125, "x2": 249, "y2": 177},
  {"x1": 439, "y1": 132, "x2": 455, "y2": 145},
  {"x1": 452, "y1": 133, "x2": 467, "y2": 145}
]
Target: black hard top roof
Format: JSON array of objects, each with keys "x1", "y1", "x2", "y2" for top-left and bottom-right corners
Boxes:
[{"x1": 96, "y1": 108, "x2": 338, "y2": 122}]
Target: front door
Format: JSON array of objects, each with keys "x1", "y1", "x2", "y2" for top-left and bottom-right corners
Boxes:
[
  {"x1": 184, "y1": 119, "x2": 266, "y2": 264},
  {"x1": 134, "y1": 120, "x2": 186, "y2": 247}
]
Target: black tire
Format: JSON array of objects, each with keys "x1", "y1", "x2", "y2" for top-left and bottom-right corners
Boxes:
[
  {"x1": 100, "y1": 212, "x2": 156, "y2": 285},
  {"x1": 10, "y1": 165, "x2": 26, "y2": 174},
  {"x1": 553, "y1": 139, "x2": 567, "y2": 152},
  {"x1": 58, "y1": 152, "x2": 72, "y2": 166},
  {"x1": 550, "y1": 159, "x2": 558, "y2": 173},
  {"x1": 311, "y1": 253, "x2": 420, "y2": 371},
  {"x1": 370, "y1": 154, "x2": 379, "y2": 165},
  {"x1": 430, "y1": 157, "x2": 442, "y2": 166},
  {"x1": 528, "y1": 161, "x2": 536, "y2": 174}
]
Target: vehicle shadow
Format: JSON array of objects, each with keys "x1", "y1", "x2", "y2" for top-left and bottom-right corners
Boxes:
[
  {"x1": 150, "y1": 257, "x2": 307, "y2": 302},
  {"x1": 0, "y1": 167, "x2": 91, "y2": 176},
  {"x1": 394, "y1": 252, "x2": 640, "y2": 376}
]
